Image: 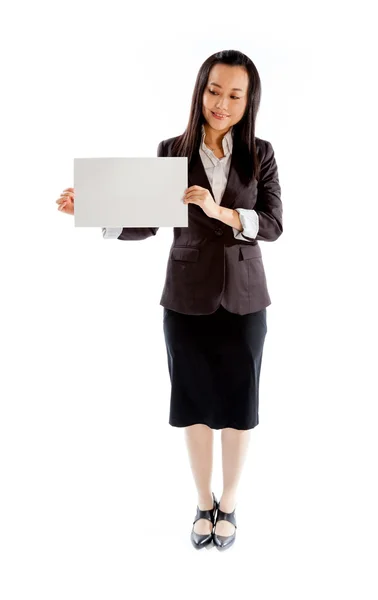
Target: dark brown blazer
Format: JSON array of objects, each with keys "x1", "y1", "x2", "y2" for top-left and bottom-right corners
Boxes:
[{"x1": 117, "y1": 134, "x2": 283, "y2": 315}]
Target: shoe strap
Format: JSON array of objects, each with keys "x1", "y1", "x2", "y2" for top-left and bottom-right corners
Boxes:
[
  {"x1": 216, "y1": 507, "x2": 237, "y2": 528},
  {"x1": 193, "y1": 507, "x2": 214, "y2": 525},
  {"x1": 193, "y1": 493, "x2": 217, "y2": 525}
]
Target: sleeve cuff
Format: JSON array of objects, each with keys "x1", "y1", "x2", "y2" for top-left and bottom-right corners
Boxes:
[
  {"x1": 102, "y1": 227, "x2": 123, "y2": 239},
  {"x1": 232, "y1": 209, "x2": 259, "y2": 241}
]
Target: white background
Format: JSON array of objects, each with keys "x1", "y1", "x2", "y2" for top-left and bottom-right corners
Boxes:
[{"x1": 1, "y1": 0, "x2": 377, "y2": 598}]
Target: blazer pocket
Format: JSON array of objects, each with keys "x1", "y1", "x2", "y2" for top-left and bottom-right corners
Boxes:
[
  {"x1": 240, "y1": 246, "x2": 267, "y2": 287},
  {"x1": 239, "y1": 245, "x2": 262, "y2": 261},
  {"x1": 171, "y1": 247, "x2": 200, "y2": 262}
]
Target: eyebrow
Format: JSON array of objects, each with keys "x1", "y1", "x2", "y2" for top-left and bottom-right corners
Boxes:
[{"x1": 209, "y1": 82, "x2": 244, "y2": 92}]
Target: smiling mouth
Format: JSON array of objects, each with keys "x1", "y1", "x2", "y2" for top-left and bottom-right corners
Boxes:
[{"x1": 211, "y1": 111, "x2": 229, "y2": 117}]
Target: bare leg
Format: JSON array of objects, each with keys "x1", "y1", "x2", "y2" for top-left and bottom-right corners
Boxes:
[
  {"x1": 184, "y1": 424, "x2": 214, "y2": 535},
  {"x1": 216, "y1": 427, "x2": 252, "y2": 536}
]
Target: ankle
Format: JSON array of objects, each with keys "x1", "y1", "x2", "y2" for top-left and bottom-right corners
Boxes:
[
  {"x1": 219, "y1": 493, "x2": 237, "y2": 513},
  {"x1": 197, "y1": 492, "x2": 214, "y2": 510}
]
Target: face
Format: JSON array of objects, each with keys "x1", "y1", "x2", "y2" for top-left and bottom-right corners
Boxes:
[{"x1": 202, "y1": 63, "x2": 249, "y2": 133}]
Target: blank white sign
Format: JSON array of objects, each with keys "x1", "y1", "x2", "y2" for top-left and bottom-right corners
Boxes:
[{"x1": 73, "y1": 156, "x2": 188, "y2": 227}]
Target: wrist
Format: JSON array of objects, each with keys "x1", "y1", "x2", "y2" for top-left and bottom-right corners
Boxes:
[{"x1": 215, "y1": 205, "x2": 223, "y2": 220}]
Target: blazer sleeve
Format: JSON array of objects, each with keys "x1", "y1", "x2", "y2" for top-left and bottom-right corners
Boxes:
[
  {"x1": 240, "y1": 140, "x2": 283, "y2": 242},
  {"x1": 102, "y1": 141, "x2": 165, "y2": 241}
]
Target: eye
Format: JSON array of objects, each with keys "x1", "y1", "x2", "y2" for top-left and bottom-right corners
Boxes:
[{"x1": 209, "y1": 89, "x2": 240, "y2": 100}]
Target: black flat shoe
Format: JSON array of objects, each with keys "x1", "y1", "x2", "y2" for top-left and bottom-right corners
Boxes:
[
  {"x1": 190, "y1": 492, "x2": 218, "y2": 550},
  {"x1": 213, "y1": 505, "x2": 237, "y2": 551}
]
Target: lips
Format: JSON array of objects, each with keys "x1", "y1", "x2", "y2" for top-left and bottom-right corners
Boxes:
[{"x1": 212, "y1": 111, "x2": 229, "y2": 117}]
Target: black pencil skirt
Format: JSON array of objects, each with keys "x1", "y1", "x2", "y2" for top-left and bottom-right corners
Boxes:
[{"x1": 163, "y1": 304, "x2": 268, "y2": 430}]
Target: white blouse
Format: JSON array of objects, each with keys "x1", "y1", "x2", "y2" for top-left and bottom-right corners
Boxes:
[{"x1": 103, "y1": 124, "x2": 259, "y2": 240}]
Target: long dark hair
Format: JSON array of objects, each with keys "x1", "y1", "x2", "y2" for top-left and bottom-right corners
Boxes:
[{"x1": 172, "y1": 49, "x2": 262, "y2": 184}]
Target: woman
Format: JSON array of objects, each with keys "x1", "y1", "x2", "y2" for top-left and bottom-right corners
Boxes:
[{"x1": 56, "y1": 49, "x2": 283, "y2": 552}]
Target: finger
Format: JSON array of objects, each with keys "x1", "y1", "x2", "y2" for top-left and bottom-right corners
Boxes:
[{"x1": 63, "y1": 188, "x2": 74, "y2": 192}]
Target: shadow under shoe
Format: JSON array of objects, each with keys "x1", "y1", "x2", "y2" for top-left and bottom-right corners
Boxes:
[
  {"x1": 190, "y1": 492, "x2": 218, "y2": 550},
  {"x1": 213, "y1": 506, "x2": 237, "y2": 551}
]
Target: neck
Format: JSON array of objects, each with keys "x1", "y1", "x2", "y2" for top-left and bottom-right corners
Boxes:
[{"x1": 203, "y1": 123, "x2": 230, "y2": 148}]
